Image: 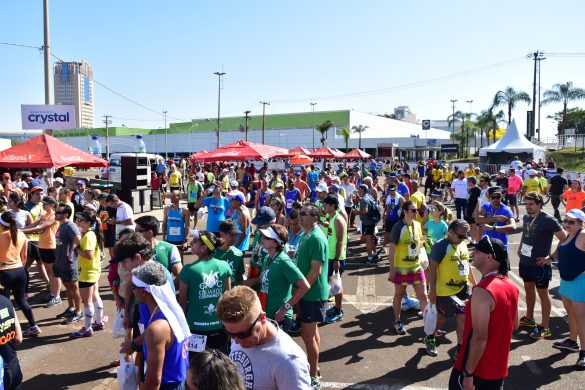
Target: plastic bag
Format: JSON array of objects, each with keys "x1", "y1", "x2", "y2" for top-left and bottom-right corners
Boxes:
[
  {"x1": 419, "y1": 247, "x2": 429, "y2": 270},
  {"x1": 112, "y1": 309, "x2": 126, "y2": 339},
  {"x1": 117, "y1": 354, "x2": 138, "y2": 390},
  {"x1": 423, "y1": 304, "x2": 438, "y2": 335},
  {"x1": 329, "y1": 270, "x2": 342, "y2": 296}
]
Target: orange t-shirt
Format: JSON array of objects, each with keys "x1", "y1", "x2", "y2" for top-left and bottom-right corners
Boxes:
[
  {"x1": 38, "y1": 212, "x2": 58, "y2": 249},
  {"x1": 0, "y1": 229, "x2": 27, "y2": 270},
  {"x1": 562, "y1": 189, "x2": 585, "y2": 211}
]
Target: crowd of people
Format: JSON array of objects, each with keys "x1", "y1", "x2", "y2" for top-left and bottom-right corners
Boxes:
[{"x1": 0, "y1": 152, "x2": 583, "y2": 390}]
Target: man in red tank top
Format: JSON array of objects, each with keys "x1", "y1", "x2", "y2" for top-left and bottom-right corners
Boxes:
[{"x1": 449, "y1": 236, "x2": 519, "y2": 390}]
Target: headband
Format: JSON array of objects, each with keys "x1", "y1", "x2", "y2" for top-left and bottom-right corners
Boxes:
[
  {"x1": 0, "y1": 218, "x2": 9, "y2": 227},
  {"x1": 200, "y1": 234, "x2": 215, "y2": 251}
]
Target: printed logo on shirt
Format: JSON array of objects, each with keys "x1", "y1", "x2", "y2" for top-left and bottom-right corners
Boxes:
[
  {"x1": 0, "y1": 308, "x2": 8, "y2": 320},
  {"x1": 204, "y1": 303, "x2": 216, "y2": 316},
  {"x1": 230, "y1": 350, "x2": 254, "y2": 389},
  {"x1": 198, "y1": 271, "x2": 224, "y2": 300},
  {"x1": 260, "y1": 269, "x2": 270, "y2": 294}
]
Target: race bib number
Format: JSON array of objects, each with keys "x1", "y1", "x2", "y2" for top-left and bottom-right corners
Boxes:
[
  {"x1": 169, "y1": 227, "x2": 181, "y2": 236},
  {"x1": 459, "y1": 262, "x2": 470, "y2": 276},
  {"x1": 521, "y1": 243, "x2": 533, "y2": 257},
  {"x1": 408, "y1": 245, "x2": 418, "y2": 258},
  {"x1": 187, "y1": 334, "x2": 207, "y2": 353}
]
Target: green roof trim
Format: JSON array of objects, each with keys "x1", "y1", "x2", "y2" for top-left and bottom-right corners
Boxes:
[{"x1": 52, "y1": 110, "x2": 350, "y2": 137}]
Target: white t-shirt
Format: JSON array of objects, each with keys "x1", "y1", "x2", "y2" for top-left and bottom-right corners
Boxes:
[
  {"x1": 341, "y1": 183, "x2": 356, "y2": 207},
  {"x1": 479, "y1": 187, "x2": 490, "y2": 207},
  {"x1": 451, "y1": 178, "x2": 469, "y2": 199},
  {"x1": 510, "y1": 160, "x2": 522, "y2": 171},
  {"x1": 229, "y1": 322, "x2": 311, "y2": 390},
  {"x1": 115, "y1": 201, "x2": 135, "y2": 238}
]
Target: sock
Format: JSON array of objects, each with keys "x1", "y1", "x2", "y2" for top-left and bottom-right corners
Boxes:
[
  {"x1": 84, "y1": 306, "x2": 95, "y2": 329},
  {"x1": 94, "y1": 296, "x2": 104, "y2": 324}
]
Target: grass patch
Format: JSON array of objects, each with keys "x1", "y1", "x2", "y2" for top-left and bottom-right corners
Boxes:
[{"x1": 547, "y1": 148, "x2": 585, "y2": 172}]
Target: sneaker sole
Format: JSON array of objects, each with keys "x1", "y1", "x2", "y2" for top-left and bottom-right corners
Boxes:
[{"x1": 553, "y1": 345, "x2": 580, "y2": 353}]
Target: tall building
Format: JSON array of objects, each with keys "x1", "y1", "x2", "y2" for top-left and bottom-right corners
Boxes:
[
  {"x1": 393, "y1": 106, "x2": 417, "y2": 124},
  {"x1": 54, "y1": 60, "x2": 94, "y2": 128}
]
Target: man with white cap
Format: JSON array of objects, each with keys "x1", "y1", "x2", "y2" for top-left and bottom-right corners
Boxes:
[
  {"x1": 168, "y1": 164, "x2": 182, "y2": 193},
  {"x1": 522, "y1": 169, "x2": 542, "y2": 195},
  {"x1": 131, "y1": 261, "x2": 190, "y2": 389}
]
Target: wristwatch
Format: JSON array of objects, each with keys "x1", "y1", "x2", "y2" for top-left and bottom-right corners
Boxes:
[
  {"x1": 283, "y1": 302, "x2": 292, "y2": 310},
  {"x1": 462, "y1": 369, "x2": 474, "y2": 378}
]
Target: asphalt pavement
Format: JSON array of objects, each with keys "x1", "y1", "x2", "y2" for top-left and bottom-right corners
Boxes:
[{"x1": 15, "y1": 196, "x2": 585, "y2": 390}]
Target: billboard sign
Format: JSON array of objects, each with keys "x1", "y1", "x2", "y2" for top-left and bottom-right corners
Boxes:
[
  {"x1": 440, "y1": 144, "x2": 459, "y2": 153},
  {"x1": 21, "y1": 104, "x2": 76, "y2": 130},
  {"x1": 422, "y1": 120, "x2": 431, "y2": 130}
]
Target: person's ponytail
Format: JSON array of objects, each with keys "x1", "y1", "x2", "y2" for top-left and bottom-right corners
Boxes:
[{"x1": 1, "y1": 212, "x2": 18, "y2": 246}]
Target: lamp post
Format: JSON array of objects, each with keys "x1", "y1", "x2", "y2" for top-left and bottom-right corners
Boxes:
[
  {"x1": 214, "y1": 71, "x2": 226, "y2": 148},
  {"x1": 43, "y1": 0, "x2": 52, "y2": 135},
  {"x1": 102, "y1": 115, "x2": 111, "y2": 160},
  {"x1": 310, "y1": 102, "x2": 317, "y2": 149},
  {"x1": 466, "y1": 99, "x2": 473, "y2": 157},
  {"x1": 259, "y1": 101, "x2": 270, "y2": 144},
  {"x1": 450, "y1": 99, "x2": 457, "y2": 140},
  {"x1": 244, "y1": 110, "x2": 251, "y2": 142},
  {"x1": 163, "y1": 110, "x2": 168, "y2": 159},
  {"x1": 189, "y1": 123, "x2": 198, "y2": 154}
]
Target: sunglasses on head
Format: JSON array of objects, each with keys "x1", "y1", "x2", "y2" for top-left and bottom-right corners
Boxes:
[
  {"x1": 564, "y1": 219, "x2": 577, "y2": 225},
  {"x1": 225, "y1": 313, "x2": 261, "y2": 339},
  {"x1": 482, "y1": 235, "x2": 496, "y2": 258}
]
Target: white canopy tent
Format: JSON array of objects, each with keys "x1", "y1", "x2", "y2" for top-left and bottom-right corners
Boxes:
[{"x1": 479, "y1": 119, "x2": 545, "y2": 164}]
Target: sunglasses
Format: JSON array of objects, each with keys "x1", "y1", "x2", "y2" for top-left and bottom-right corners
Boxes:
[
  {"x1": 490, "y1": 195, "x2": 502, "y2": 199},
  {"x1": 455, "y1": 232, "x2": 468, "y2": 240},
  {"x1": 407, "y1": 208, "x2": 418, "y2": 213},
  {"x1": 564, "y1": 219, "x2": 577, "y2": 225},
  {"x1": 225, "y1": 313, "x2": 261, "y2": 339}
]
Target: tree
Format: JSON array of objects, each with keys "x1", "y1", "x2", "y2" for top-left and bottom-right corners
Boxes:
[
  {"x1": 541, "y1": 82, "x2": 585, "y2": 137},
  {"x1": 492, "y1": 86, "x2": 531, "y2": 124},
  {"x1": 448, "y1": 110, "x2": 466, "y2": 156},
  {"x1": 340, "y1": 127, "x2": 350, "y2": 150},
  {"x1": 316, "y1": 120, "x2": 334, "y2": 146},
  {"x1": 547, "y1": 107, "x2": 585, "y2": 135},
  {"x1": 351, "y1": 125, "x2": 369, "y2": 149},
  {"x1": 476, "y1": 108, "x2": 506, "y2": 146}
]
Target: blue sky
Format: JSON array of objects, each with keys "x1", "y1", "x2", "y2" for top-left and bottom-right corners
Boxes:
[{"x1": 1, "y1": 1, "x2": 584, "y2": 139}]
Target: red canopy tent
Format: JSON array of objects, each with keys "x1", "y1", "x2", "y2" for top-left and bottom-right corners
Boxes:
[
  {"x1": 288, "y1": 146, "x2": 311, "y2": 156},
  {"x1": 189, "y1": 150, "x2": 207, "y2": 163},
  {"x1": 0, "y1": 134, "x2": 108, "y2": 169},
  {"x1": 290, "y1": 154, "x2": 313, "y2": 165},
  {"x1": 199, "y1": 141, "x2": 288, "y2": 162},
  {"x1": 309, "y1": 146, "x2": 345, "y2": 159},
  {"x1": 341, "y1": 148, "x2": 371, "y2": 159}
]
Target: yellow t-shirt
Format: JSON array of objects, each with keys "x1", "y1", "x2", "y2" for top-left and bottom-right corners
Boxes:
[
  {"x1": 523, "y1": 178, "x2": 542, "y2": 193},
  {"x1": 445, "y1": 171, "x2": 453, "y2": 184},
  {"x1": 78, "y1": 231, "x2": 101, "y2": 283},
  {"x1": 432, "y1": 169, "x2": 443, "y2": 183},
  {"x1": 169, "y1": 171, "x2": 182, "y2": 187},
  {"x1": 464, "y1": 168, "x2": 475, "y2": 177},
  {"x1": 433, "y1": 240, "x2": 471, "y2": 296},
  {"x1": 538, "y1": 177, "x2": 547, "y2": 191},
  {"x1": 390, "y1": 220, "x2": 423, "y2": 270}
]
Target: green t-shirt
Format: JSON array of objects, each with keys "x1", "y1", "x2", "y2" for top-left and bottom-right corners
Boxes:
[
  {"x1": 294, "y1": 226, "x2": 328, "y2": 302},
  {"x1": 214, "y1": 246, "x2": 245, "y2": 286},
  {"x1": 179, "y1": 258, "x2": 232, "y2": 331},
  {"x1": 152, "y1": 241, "x2": 180, "y2": 274},
  {"x1": 260, "y1": 251, "x2": 304, "y2": 319}
]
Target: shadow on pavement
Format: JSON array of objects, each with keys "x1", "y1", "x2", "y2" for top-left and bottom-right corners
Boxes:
[{"x1": 22, "y1": 364, "x2": 115, "y2": 390}]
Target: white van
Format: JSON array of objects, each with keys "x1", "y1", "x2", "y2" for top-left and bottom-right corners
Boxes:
[{"x1": 107, "y1": 153, "x2": 164, "y2": 183}]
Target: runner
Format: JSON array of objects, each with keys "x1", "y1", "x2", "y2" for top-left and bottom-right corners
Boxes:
[
  {"x1": 106, "y1": 194, "x2": 135, "y2": 239},
  {"x1": 450, "y1": 171, "x2": 468, "y2": 220},
  {"x1": 162, "y1": 190, "x2": 190, "y2": 260},
  {"x1": 0, "y1": 293, "x2": 23, "y2": 390},
  {"x1": 548, "y1": 168, "x2": 568, "y2": 222},
  {"x1": 466, "y1": 177, "x2": 482, "y2": 244},
  {"x1": 255, "y1": 178, "x2": 273, "y2": 210},
  {"x1": 355, "y1": 184, "x2": 380, "y2": 264},
  {"x1": 187, "y1": 349, "x2": 245, "y2": 390},
  {"x1": 384, "y1": 184, "x2": 405, "y2": 251},
  {"x1": 168, "y1": 164, "x2": 182, "y2": 192},
  {"x1": 186, "y1": 174, "x2": 204, "y2": 228},
  {"x1": 477, "y1": 187, "x2": 516, "y2": 249},
  {"x1": 196, "y1": 182, "x2": 231, "y2": 235},
  {"x1": 561, "y1": 180, "x2": 585, "y2": 212},
  {"x1": 285, "y1": 179, "x2": 302, "y2": 216},
  {"x1": 215, "y1": 220, "x2": 245, "y2": 286},
  {"x1": 228, "y1": 193, "x2": 251, "y2": 252},
  {"x1": 507, "y1": 168, "x2": 523, "y2": 221}
]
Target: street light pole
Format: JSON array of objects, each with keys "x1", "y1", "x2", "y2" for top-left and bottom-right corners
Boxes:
[
  {"x1": 43, "y1": 0, "x2": 52, "y2": 135},
  {"x1": 214, "y1": 72, "x2": 226, "y2": 148},
  {"x1": 244, "y1": 110, "x2": 251, "y2": 142},
  {"x1": 102, "y1": 115, "x2": 111, "y2": 160},
  {"x1": 450, "y1": 99, "x2": 457, "y2": 141},
  {"x1": 260, "y1": 101, "x2": 270, "y2": 144},
  {"x1": 310, "y1": 102, "x2": 317, "y2": 149},
  {"x1": 163, "y1": 110, "x2": 168, "y2": 159},
  {"x1": 466, "y1": 100, "x2": 473, "y2": 157}
]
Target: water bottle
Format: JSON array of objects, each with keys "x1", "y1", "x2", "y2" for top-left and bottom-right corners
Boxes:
[
  {"x1": 134, "y1": 135, "x2": 146, "y2": 153},
  {"x1": 90, "y1": 135, "x2": 102, "y2": 156}
]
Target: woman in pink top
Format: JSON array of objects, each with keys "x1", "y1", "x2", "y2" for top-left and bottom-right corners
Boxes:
[{"x1": 561, "y1": 180, "x2": 585, "y2": 212}]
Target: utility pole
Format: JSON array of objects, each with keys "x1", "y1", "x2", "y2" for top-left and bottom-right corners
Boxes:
[
  {"x1": 43, "y1": 0, "x2": 52, "y2": 135},
  {"x1": 163, "y1": 110, "x2": 168, "y2": 159},
  {"x1": 102, "y1": 115, "x2": 111, "y2": 160},
  {"x1": 244, "y1": 110, "x2": 251, "y2": 142},
  {"x1": 529, "y1": 50, "x2": 545, "y2": 140},
  {"x1": 214, "y1": 71, "x2": 226, "y2": 148},
  {"x1": 450, "y1": 99, "x2": 457, "y2": 140},
  {"x1": 260, "y1": 101, "x2": 270, "y2": 144},
  {"x1": 310, "y1": 102, "x2": 317, "y2": 149},
  {"x1": 466, "y1": 100, "x2": 473, "y2": 157}
]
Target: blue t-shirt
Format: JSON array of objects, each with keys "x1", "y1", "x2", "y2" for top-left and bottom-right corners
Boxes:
[
  {"x1": 370, "y1": 161, "x2": 377, "y2": 171},
  {"x1": 426, "y1": 219, "x2": 448, "y2": 244},
  {"x1": 397, "y1": 182, "x2": 410, "y2": 198},
  {"x1": 307, "y1": 170, "x2": 320, "y2": 190},
  {"x1": 203, "y1": 196, "x2": 232, "y2": 233},
  {"x1": 481, "y1": 203, "x2": 514, "y2": 248}
]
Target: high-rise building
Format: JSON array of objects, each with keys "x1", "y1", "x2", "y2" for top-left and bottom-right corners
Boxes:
[
  {"x1": 54, "y1": 60, "x2": 94, "y2": 128},
  {"x1": 393, "y1": 106, "x2": 417, "y2": 124}
]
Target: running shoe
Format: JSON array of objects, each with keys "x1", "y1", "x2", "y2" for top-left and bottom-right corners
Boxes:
[
  {"x1": 317, "y1": 368, "x2": 322, "y2": 380},
  {"x1": 45, "y1": 296, "x2": 62, "y2": 308},
  {"x1": 310, "y1": 376, "x2": 321, "y2": 390},
  {"x1": 394, "y1": 321, "x2": 406, "y2": 335},
  {"x1": 519, "y1": 316, "x2": 537, "y2": 328},
  {"x1": 65, "y1": 312, "x2": 84, "y2": 324},
  {"x1": 530, "y1": 325, "x2": 552, "y2": 339},
  {"x1": 71, "y1": 326, "x2": 94, "y2": 338},
  {"x1": 435, "y1": 329, "x2": 447, "y2": 337},
  {"x1": 23, "y1": 325, "x2": 41, "y2": 338},
  {"x1": 424, "y1": 335, "x2": 438, "y2": 357},
  {"x1": 553, "y1": 338, "x2": 580, "y2": 353},
  {"x1": 42, "y1": 293, "x2": 52, "y2": 303},
  {"x1": 325, "y1": 308, "x2": 344, "y2": 324},
  {"x1": 401, "y1": 297, "x2": 420, "y2": 312},
  {"x1": 577, "y1": 350, "x2": 585, "y2": 367},
  {"x1": 288, "y1": 319, "x2": 301, "y2": 335},
  {"x1": 91, "y1": 322, "x2": 105, "y2": 331},
  {"x1": 325, "y1": 306, "x2": 337, "y2": 317},
  {"x1": 56, "y1": 308, "x2": 76, "y2": 319}
]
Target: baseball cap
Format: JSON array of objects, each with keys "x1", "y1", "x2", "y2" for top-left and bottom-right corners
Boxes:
[
  {"x1": 30, "y1": 186, "x2": 43, "y2": 193},
  {"x1": 323, "y1": 194, "x2": 339, "y2": 206},
  {"x1": 219, "y1": 220, "x2": 242, "y2": 235},
  {"x1": 76, "y1": 180, "x2": 86, "y2": 186},
  {"x1": 274, "y1": 182, "x2": 284, "y2": 189},
  {"x1": 475, "y1": 235, "x2": 509, "y2": 274},
  {"x1": 498, "y1": 169, "x2": 506, "y2": 174},
  {"x1": 74, "y1": 211, "x2": 93, "y2": 222},
  {"x1": 230, "y1": 180, "x2": 239, "y2": 187},
  {"x1": 330, "y1": 184, "x2": 340, "y2": 193},
  {"x1": 258, "y1": 227, "x2": 284, "y2": 244},
  {"x1": 488, "y1": 186, "x2": 503, "y2": 196},
  {"x1": 53, "y1": 177, "x2": 64, "y2": 184},
  {"x1": 316, "y1": 183, "x2": 328, "y2": 192},
  {"x1": 566, "y1": 209, "x2": 585, "y2": 221},
  {"x1": 251, "y1": 206, "x2": 276, "y2": 226},
  {"x1": 358, "y1": 184, "x2": 369, "y2": 193},
  {"x1": 42, "y1": 196, "x2": 57, "y2": 205},
  {"x1": 228, "y1": 191, "x2": 245, "y2": 204},
  {"x1": 83, "y1": 203, "x2": 97, "y2": 212}
]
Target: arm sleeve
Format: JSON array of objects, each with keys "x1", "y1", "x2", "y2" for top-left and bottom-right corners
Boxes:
[
  {"x1": 430, "y1": 239, "x2": 448, "y2": 264},
  {"x1": 310, "y1": 236, "x2": 327, "y2": 263},
  {"x1": 169, "y1": 246, "x2": 181, "y2": 265},
  {"x1": 203, "y1": 197, "x2": 211, "y2": 207},
  {"x1": 389, "y1": 221, "x2": 402, "y2": 245},
  {"x1": 281, "y1": 259, "x2": 305, "y2": 285}
]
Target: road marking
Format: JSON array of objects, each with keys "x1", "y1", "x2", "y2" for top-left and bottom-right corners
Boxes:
[
  {"x1": 521, "y1": 355, "x2": 543, "y2": 375},
  {"x1": 322, "y1": 382, "x2": 442, "y2": 389},
  {"x1": 508, "y1": 271, "x2": 567, "y2": 318},
  {"x1": 343, "y1": 271, "x2": 392, "y2": 313}
]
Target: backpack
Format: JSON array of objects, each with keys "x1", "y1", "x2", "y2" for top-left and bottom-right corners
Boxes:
[{"x1": 365, "y1": 195, "x2": 381, "y2": 223}]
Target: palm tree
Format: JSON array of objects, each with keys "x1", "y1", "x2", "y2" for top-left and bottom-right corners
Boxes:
[
  {"x1": 340, "y1": 127, "x2": 350, "y2": 150},
  {"x1": 476, "y1": 108, "x2": 505, "y2": 146},
  {"x1": 351, "y1": 125, "x2": 369, "y2": 149},
  {"x1": 541, "y1": 81, "x2": 585, "y2": 137},
  {"x1": 448, "y1": 110, "x2": 466, "y2": 156},
  {"x1": 492, "y1": 86, "x2": 531, "y2": 124},
  {"x1": 316, "y1": 120, "x2": 334, "y2": 146}
]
